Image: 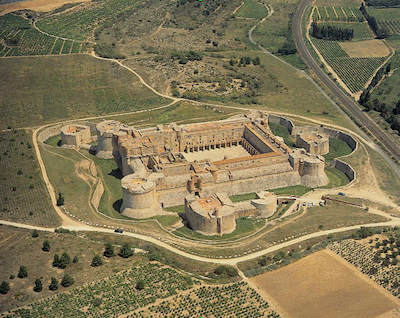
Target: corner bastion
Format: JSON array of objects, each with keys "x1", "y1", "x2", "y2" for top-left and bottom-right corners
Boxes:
[
  {"x1": 296, "y1": 132, "x2": 329, "y2": 155},
  {"x1": 60, "y1": 124, "x2": 91, "y2": 148}
]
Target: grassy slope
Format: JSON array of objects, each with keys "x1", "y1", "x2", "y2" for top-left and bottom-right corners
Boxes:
[
  {"x1": 235, "y1": 0, "x2": 269, "y2": 19},
  {"x1": 0, "y1": 55, "x2": 169, "y2": 129}
]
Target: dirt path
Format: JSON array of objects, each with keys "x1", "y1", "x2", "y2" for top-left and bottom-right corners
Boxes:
[{"x1": 232, "y1": 1, "x2": 245, "y2": 14}]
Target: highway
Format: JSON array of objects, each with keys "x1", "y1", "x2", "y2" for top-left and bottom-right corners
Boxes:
[{"x1": 293, "y1": 0, "x2": 400, "y2": 162}]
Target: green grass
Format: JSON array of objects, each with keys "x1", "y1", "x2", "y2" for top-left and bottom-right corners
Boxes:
[
  {"x1": 235, "y1": 0, "x2": 269, "y2": 19},
  {"x1": 43, "y1": 134, "x2": 61, "y2": 147},
  {"x1": 230, "y1": 192, "x2": 257, "y2": 202},
  {"x1": 0, "y1": 55, "x2": 169, "y2": 129},
  {"x1": 272, "y1": 185, "x2": 312, "y2": 196},
  {"x1": 173, "y1": 217, "x2": 266, "y2": 241},
  {"x1": 323, "y1": 138, "x2": 354, "y2": 164},
  {"x1": 324, "y1": 166, "x2": 350, "y2": 188},
  {"x1": 268, "y1": 122, "x2": 295, "y2": 147},
  {"x1": 164, "y1": 205, "x2": 185, "y2": 213},
  {"x1": 0, "y1": 130, "x2": 61, "y2": 226}
]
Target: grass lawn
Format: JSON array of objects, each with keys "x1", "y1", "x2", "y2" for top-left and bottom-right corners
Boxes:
[
  {"x1": 268, "y1": 122, "x2": 295, "y2": 147},
  {"x1": 324, "y1": 138, "x2": 354, "y2": 164},
  {"x1": 164, "y1": 205, "x2": 185, "y2": 213},
  {"x1": 272, "y1": 185, "x2": 312, "y2": 196},
  {"x1": 324, "y1": 166, "x2": 350, "y2": 188},
  {"x1": 43, "y1": 134, "x2": 62, "y2": 147},
  {"x1": 173, "y1": 217, "x2": 266, "y2": 241},
  {"x1": 230, "y1": 193, "x2": 257, "y2": 202},
  {"x1": 235, "y1": 0, "x2": 269, "y2": 19},
  {"x1": 0, "y1": 55, "x2": 169, "y2": 129}
]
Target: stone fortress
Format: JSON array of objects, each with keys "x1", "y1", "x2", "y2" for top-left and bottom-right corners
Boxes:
[
  {"x1": 60, "y1": 124, "x2": 91, "y2": 148},
  {"x1": 86, "y1": 111, "x2": 330, "y2": 235}
]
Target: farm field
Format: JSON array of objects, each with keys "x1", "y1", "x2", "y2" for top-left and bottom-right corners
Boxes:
[
  {"x1": 312, "y1": 6, "x2": 365, "y2": 22},
  {"x1": 369, "y1": 8, "x2": 400, "y2": 36},
  {"x1": 0, "y1": 130, "x2": 60, "y2": 227},
  {"x1": 316, "y1": 21, "x2": 374, "y2": 40},
  {"x1": 0, "y1": 55, "x2": 169, "y2": 129},
  {"x1": 249, "y1": 249, "x2": 400, "y2": 318},
  {"x1": 312, "y1": 38, "x2": 388, "y2": 93},
  {"x1": 36, "y1": 0, "x2": 141, "y2": 41},
  {"x1": 0, "y1": 14, "x2": 86, "y2": 57},
  {"x1": 0, "y1": 226, "x2": 148, "y2": 312},
  {"x1": 234, "y1": 0, "x2": 269, "y2": 19},
  {"x1": 339, "y1": 39, "x2": 390, "y2": 57}
]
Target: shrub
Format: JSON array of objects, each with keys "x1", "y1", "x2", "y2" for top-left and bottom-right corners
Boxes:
[
  {"x1": 136, "y1": 280, "x2": 145, "y2": 290},
  {"x1": 49, "y1": 277, "x2": 58, "y2": 291},
  {"x1": 214, "y1": 265, "x2": 238, "y2": 278},
  {"x1": 42, "y1": 240, "x2": 50, "y2": 252},
  {"x1": 91, "y1": 255, "x2": 103, "y2": 267},
  {"x1": 31, "y1": 229, "x2": 39, "y2": 238},
  {"x1": 119, "y1": 243, "x2": 133, "y2": 258},
  {"x1": 33, "y1": 278, "x2": 43, "y2": 292},
  {"x1": 0, "y1": 281, "x2": 10, "y2": 294},
  {"x1": 103, "y1": 242, "x2": 115, "y2": 258},
  {"x1": 61, "y1": 274, "x2": 74, "y2": 287},
  {"x1": 17, "y1": 265, "x2": 28, "y2": 278}
]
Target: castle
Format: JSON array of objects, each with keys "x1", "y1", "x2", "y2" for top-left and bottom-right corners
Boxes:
[{"x1": 91, "y1": 112, "x2": 328, "y2": 231}]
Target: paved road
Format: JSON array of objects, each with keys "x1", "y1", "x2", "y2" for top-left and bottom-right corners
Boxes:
[{"x1": 293, "y1": 0, "x2": 400, "y2": 164}]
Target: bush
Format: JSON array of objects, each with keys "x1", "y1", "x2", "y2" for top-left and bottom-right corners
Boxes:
[
  {"x1": 31, "y1": 229, "x2": 39, "y2": 238},
  {"x1": 33, "y1": 278, "x2": 43, "y2": 292},
  {"x1": 73, "y1": 255, "x2": 79, "y2": 263},
  {"x1": 49, "y1": 277, "x2": 58, "y2": 291},
  {"x1": 0, "y1": 281, "x2": 10, "y2": 294},
  {"x1": 61, "y1": 274, "x2": 74, "y2": 287},
  {"x1": 18, "y1": 265, "x2": 28, "y2": 278},
  {"x1": 119, "y1": 243, "x2": 133, "y2": 258},
  {"x1": 56, "y1": 192, "x2": 64, "y2": 206},
  {"x1": 91, "y1": 255, "x2": 103, "y2": 267},
  {"x1": 42, "y1": 240, "x2": 50, "y2": 252},
  {"x1": 214, "y1": 265, "x2": 238, "y2": 278},
  {"x1": 136, "y1": 280, "x2": 145, "y2": 290},
  {"x1": 103, "y1": 242, "x2": 115, "y2": 258}
]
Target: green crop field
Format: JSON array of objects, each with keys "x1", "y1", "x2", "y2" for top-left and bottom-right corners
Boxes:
[
  {"x1": 0, "y1": 131, "x2": 61, "y2": 226},
  {"x1": 312, "y1": 39, "x2": 386, "y2": 93},
  {"x1": 369, "y1": 8, "x2": 400, "y2": 36},
  {"x1": 316, "y1": 21, "x2": 374, "y2": 40},
  {"x1": 235, "y1": 0, "x2": 269, "y2": 19},
  {"x1": 313, "y1": 6, "x2": 364, "y2": 22},
  {"x1": 0, "y1": 14, "x2": 85, "y2": 57},
  {"x1": 36, "y1": 0, "x2": 141, "y2": 41},
  {"x1": 0, "y1": 55, "x2": 169, "y2": 129}
]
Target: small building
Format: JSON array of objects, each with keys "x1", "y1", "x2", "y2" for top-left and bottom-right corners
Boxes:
[
  {"x1": 60, "y1": 125, "x2": 91, "y2": 148},
  {"x1": 296, "y1": 132, "x2": 329, "y2": 155}
]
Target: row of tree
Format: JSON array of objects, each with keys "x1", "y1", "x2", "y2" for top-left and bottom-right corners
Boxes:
[
  {"x1": 365, "y1": 0, "x2": 400, "y2": 7},
  {"x1": 170, "y1": 50, "x2": 204, "y2": 64},
  {"x1": 360, "y1": 3, "x2": 390, "y2": 39},
  {"x1": 229, "y1": 56, "x2": 261, "y2": 66},
  {"x1": 311, "y1": 22, "x2": 354, "y2": 41}
]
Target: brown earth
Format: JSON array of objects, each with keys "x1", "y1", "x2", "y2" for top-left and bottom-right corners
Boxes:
[
  {"x1": 0, "y1": 0, "x2": 91, "y2": 16},
  {"x1": 339, "y1": 39, "x2": 391, "y2": 58},
  {"x1": 249, "y1": 249, "x2": 400, "y2": 318}
]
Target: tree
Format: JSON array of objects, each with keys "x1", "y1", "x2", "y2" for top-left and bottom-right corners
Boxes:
[
  {"x1": 31, "y1": 229, "x2": 39, "y2": 238},
  {"x1": 103, "y1": 242, "x2": 115, "y2": 258},
  {"x1": 119, "y1": 243, "x2": 133, "y2": 258},
  {"x1": 52, "y1": 254, "x2": 60, "y2": 267},
  {"x1": 91, "y1": 255, "x2": 103, "y2": 267},
  {"x1": 61, "y1": 274, "x2": 74, "y2": 287},
  {"x1": 252, "y1": 56, "x2": 260, "y2": 66},
  {"x1": 49, "y1": 277, "x2": 58, "y2": 291},
  {"x1": 136, "y1": 280, "x2": 145, "y2": 290},
  {"x1": 73, "y1": 255, "x2": 79, "y2": 263},
  {"x1": 56, "y1": 192, "x2": 64, "y2": 206},
  {"x1": 0, "y1": 281, "x2": 10, "y2": 295},
  {"x1": 42, "y1": 240, "x2": 50, "y2": 252},
  {"x1": 58, "y1": 252, "x2": 71, "y2": 269},
  {"x1": 17, "y1": 265, "x2": 28, "y2": 278},
  {"x1": 33, "y1": 278, "x2": 43, "y2": 292}
]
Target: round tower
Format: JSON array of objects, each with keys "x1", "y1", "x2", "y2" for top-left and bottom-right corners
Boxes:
[
  {"x1": 300, "y1": 155, "x2": 329, "y2": 188},
  {"x1": 60, "y1": 124, "x2": 91, "y2": 148},
  {"x1": 96, "y1": 120, "x2": 121, "y2": 159},
  {"x1": 120, "y1": 175, "x2": 162, "y2": 218}
]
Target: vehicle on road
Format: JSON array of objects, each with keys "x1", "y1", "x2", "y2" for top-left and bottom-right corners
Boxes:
[{"x1": 114, "y1": 228, "x2": 123, "y2": 233}]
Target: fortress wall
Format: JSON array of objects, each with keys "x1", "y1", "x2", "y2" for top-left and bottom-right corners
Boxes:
[
  {"x1": 268, "y1": 114, "x2": 295, "y2": 134},
  {"x1": 333, "y1": 159, "x2": 355, "y2": 181},
  {"x1": 38, "y1": 121, "x2": 97, "y2": 144},
  {"x1": 243, "y1": 126, "x2": 273, "y2": 153},
  {"x1": 158, "y1": 170, "x2": 301, "y2": 207},
  {"x1": 162, "y1": 162, "x2": 192, "y2": 177}
]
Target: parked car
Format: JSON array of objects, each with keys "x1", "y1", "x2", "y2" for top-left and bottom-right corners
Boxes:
[
  {"x1": 338, "y1": 192, "x2": 345, "y2": 196},
  {"x1": 114, "y1": 228, "x2": 123, "y2": 233}
]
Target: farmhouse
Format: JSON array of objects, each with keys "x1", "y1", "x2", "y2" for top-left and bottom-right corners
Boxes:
[{"x1": 93, "y1": 112, "x2": 329, "y2": 223}]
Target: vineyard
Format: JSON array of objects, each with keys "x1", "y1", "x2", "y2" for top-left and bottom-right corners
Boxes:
[
  {"x1": 0, "y1": 14, "x2": 86, "y2": 57},
  {"x1": 312, "y1": 39, "x2": 387, "y2": 93},
  {"x1": 369, "y1": 8, "x2": 400, "y2": 36},
  {"x1": 132, "y1": 282, "x2": 279, "y2": 318},
  {"x1": 312, "y1": 6, "x2": 365, "y2": 22},
  {"x1": 36, "y1": 0, "x2": 141, "y2": 41},
  {"x1": 0, "y1": 264, "x2": 278, "y2": 318},
  {"x1": 0, "y1": 130, "x2": 60, "y2": 226}
]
